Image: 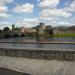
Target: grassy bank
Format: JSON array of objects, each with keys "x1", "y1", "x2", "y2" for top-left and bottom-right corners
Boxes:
[{"x1": 43, "y1": 34, "x2": 75, "y2": 38}]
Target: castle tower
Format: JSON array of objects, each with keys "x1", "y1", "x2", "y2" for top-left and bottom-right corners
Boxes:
[
  {"x1": 12, "y1": 24, "x2": 15, "y2": 31},
  {"x1": 37, "y1": 23, "x2": 46, "y2": 35}
]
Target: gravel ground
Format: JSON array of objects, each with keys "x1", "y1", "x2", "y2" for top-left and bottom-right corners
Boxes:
[{"x1": 0, "y1": 56, "x2": 75, "y2": 75}]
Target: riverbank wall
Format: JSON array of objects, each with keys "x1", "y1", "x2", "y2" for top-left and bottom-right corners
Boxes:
[{"x1": 0, "y1": 48, "x2": 75, "y2": 61}]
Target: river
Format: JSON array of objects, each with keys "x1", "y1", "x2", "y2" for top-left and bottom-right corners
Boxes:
[{"x1": 0, "y1": 36, "x2": 75, "y2": 50}]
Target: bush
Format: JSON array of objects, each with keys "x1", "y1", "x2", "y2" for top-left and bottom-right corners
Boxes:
[
  {"x1": 21, "y1": 34, "x2": 25, "y2": 37},
  {"x1": 13, "y1": 34, "x2": 19, "y2": 37},
  {"x1": 0, "y1": 36, "x2": 2, "y2": 39},
  {"x1": 4, "y1": 34, "x2": 11, "y2": 38}
]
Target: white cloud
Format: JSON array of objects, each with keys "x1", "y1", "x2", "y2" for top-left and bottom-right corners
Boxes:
[
  {"x1": 70, "y1": 0, "x2": 75, "y2": 6},
  {"x1": 16, "y1": 18, "x2": 39, "y2": 27},
  {"x1": 38, "y1": 0, "x2": 74, "y2": 27},
  {"x1": 56, "y1": 21, "x2": 70, "y2": 25},
  {"x1": 13, "y1": 3, "x2": 34, "y2": 13},
  {"x1": 38, "y1": 7, "x2": 73, "y2": 26},
  {"x1": 39, "y1": 0, "x2": 60, "y2": 8},
  {"x1": 64, "y1": 0, "x2": 75, "y2": 12},
  {"x1": 70, "y1": 0, "x2": 75, "y2": 10},
  {"x1": 23, "y1": 18, "x2": 39, "y2": 23},
  {"x1": 42, "y1": 19, "x2": 71, "y2": 26},
  {"x1": 39, "y1": 16, "x2": 59, "y2": 22},
  {"x1": 0, "y1": 0, "x2": 13, "y2": 19},
  {"x1": 40, "y1": 9, "x2": 72, "y2": 18},
  {"x1": 0, "y1": 6, "x2": 8, "y2": 13},
  {"x1": 0, "y1": 0, "x2": 13, "y2": 5},
  {"x1": 0, "y1": 13, "x2": 11, "y2": 18},
  {"x1": 0, "y1": 6, "x2": 11, "y2": 18},
  {"x1": 0, "y1": 21, "x2": 12, "y2": 29}
]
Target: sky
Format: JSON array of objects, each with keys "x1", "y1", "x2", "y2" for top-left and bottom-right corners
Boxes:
[{"x1": 0, "y1": 0, "x2": 75, "y2": 29}]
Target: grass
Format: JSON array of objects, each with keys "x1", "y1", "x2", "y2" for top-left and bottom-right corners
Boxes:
[
  {"x1": 43, "y1": 34, "x2": 75, "y2": 38},
  {"x1": 53, "y1": 34, "x2": 75, "y2": 37}
]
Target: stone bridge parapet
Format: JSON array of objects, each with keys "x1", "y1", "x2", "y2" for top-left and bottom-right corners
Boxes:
[{"x1": 0, "y1": 48, "x2": 75, "y2": 61}]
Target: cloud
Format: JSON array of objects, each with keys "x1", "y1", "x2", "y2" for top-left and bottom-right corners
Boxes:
[
  {"x1": 16, "y1": 18, "x2": 39, "y2": 27},
  {"x1": 0, "y1": 0, "x2": 13, "y2": 19},
  {"x1": 69, "y1": 0, "x2": 75, "y2": 12},
  {"x1": 0, "y1": 0, "x2": 13, "y2": 5},
  {"x1": 0, "y1": 6, "x2": 11, "y2": 19},
  {"x1": 64, "y1": 0, "x2": 75, "y2": 12},
  {"x1": 0, "y1": 21, "x2": 12, "y2": 29},
  {"x1": 70, "y1": 0, "x2": 75, "y2": 7},
  {"x1": 38, "y1": 0, "x2": 73, "y2": 26},
  {"x1": 56, "y1": 21, "x2": 70, "y2": 25},
  {"x1": 41, "y1": 18, "x2": 71, "y2": 26},
  {"x1": 39, "y1": 0, "x2": 60, "y2": 8},
  {"x1": 38, "y1": 7, "x2": 73, "y2": 26},
  {"x1": 0, "y1": 6, "x2": 8, "y2": 13},
  {"x1": 13, "y1": 3, "x2": 34, "y2": 13},
  {"x1": 0, "y1": 13, "x2": 10, "y2": 18},
  {"x1": 40, "y1": 9, "x2": 72, "y2": 18},
  {"x1": 0, "y1": 5, "x2": 11, "y2": 19}
]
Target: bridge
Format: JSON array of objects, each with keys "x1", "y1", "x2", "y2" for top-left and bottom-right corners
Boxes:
[
  {"x1": 0, "y1": 48, "x2": 75, "y2": 75},
  {"x1": 0, "y1": 31, "x2": 25, "y2": 38}
]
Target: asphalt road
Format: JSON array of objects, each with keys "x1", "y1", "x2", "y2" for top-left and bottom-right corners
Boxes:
[{"x1": 0, "y1": 67, "x2": 31, "y2": 75}]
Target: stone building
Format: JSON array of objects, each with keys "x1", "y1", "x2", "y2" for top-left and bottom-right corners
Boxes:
[
  {"x1": 36, "y1": 23, "x2": 46, "y2": 35},
  {"x1": 53, "y1": 26, "x2": 75, "y2": 34},
  {"x1": 45, "y1": 25, "x2": 53, "y2": 35},
  {"x1": 36, "y1": 23, "x2": 54, "y2": 35},
  {"x1": 21, "y1": 27, "x2": 36, "y2": 34},
  {"x1": 12, "y1": 24, "x2": 15, "y2": 31}
]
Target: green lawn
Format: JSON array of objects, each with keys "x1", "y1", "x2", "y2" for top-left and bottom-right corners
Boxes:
[{"x1": 44, "y1": 34, "x2": 75, "y2": 38}]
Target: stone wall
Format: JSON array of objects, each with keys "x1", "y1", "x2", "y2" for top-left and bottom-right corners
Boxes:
[{"x1": 0, "y1": 48, "x2": 75, "y2": 61}]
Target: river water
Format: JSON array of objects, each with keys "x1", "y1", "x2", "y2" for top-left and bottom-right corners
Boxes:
[{"x1": 0, "y1": 37, "x2": 75, "y2": 51}]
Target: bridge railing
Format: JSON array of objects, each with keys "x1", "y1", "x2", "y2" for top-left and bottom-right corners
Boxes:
[{"x1": 0, "y1": 48, "x2": 75, "y2": 61}]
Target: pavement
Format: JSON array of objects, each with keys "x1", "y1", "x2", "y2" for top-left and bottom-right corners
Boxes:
[{"x1": 0, "y1": 56, "x2": 75, "y2": 75}]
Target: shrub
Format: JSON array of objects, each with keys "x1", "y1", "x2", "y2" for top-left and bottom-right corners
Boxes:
[
  {"x1": 4, "y1": 34, "x2": 11, "y2": 38},
  {"x1": 21, "y1": 34, "x2": 25, "y2": 37},
  {"x1": 13, "y1": 34, "x2": 19, "y2": 37}
]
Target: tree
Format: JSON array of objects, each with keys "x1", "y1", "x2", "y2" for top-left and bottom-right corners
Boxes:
[
  {"x1": 4, "y1": 34, "x2": 11, "y2": 38},
  {"x1": 13, "y1": 34, "x2": 19, "y2": 37},
  {"x1": 3, "y1": 27, "x2": 10, "y2": 32},
  {"x1": 21, "y1": 34, "x2": 25, "y2": 37},
  {"x1": 0, "y1": 30, "x2": 2, "y2": 32}
]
